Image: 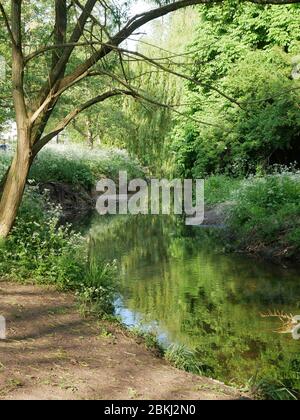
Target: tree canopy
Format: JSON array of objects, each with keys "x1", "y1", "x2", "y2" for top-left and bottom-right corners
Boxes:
[{"x1": 170, "y1": 2, "x2": 300, "y2": 176}]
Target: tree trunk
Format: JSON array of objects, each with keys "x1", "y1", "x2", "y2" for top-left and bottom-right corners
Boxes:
[
  {"x1": 0, "y1": 137, "x2": 32, "y2": 238},
  {"x1": 0, "y1": 1, "x2": 32, "y2": 238}
]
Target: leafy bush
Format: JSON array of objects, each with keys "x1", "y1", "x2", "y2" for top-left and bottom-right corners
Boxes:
[
  {"x1": 228, "y1": 173, "x2": 300, "y2": 255},
  {"x1": 29, "y1": 145, "x2": 145, "y2": 189}
]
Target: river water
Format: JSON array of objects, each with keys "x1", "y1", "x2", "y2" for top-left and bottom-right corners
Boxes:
[{"x1": 88, "y1": 214, "x2": 300, "y2": 390}]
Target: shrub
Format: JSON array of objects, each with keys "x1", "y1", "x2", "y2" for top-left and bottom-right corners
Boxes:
[
  {"x1": 0, "y1": 187, "x2": 84, "y2": 286},
  {"x1": 228, "y1": 173, "x2": 300, "y2": 254},
  {"x1": 29, "y1": 145, "x2": 145, "y2": 189}
]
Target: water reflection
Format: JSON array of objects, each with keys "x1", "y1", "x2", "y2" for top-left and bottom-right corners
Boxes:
[{"x1": 89, "y1": 214, "x2": 300, "y2": 391}]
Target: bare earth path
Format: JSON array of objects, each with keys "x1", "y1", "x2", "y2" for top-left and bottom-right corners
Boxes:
[{"x1": 0, "y1": 281, "x2": 245, "y2": 400}]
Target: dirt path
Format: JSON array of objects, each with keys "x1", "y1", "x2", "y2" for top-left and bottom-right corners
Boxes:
[{"x1": 0, "y1": 281, "x2": 246, "y2": 400}]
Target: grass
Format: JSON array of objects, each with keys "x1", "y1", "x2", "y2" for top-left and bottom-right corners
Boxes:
[
  {"x1": 165, "y1": 342, "x2": 300, "y2": 400},
  {"x1": 76, "y1": 258, "x2": 119, "y2": 317},
  {"x1": 204, "y1": 175, "x2": 242, "y2": 206},
  {"x1": 248, "y1": 377, "x2": 299, "y2": 401},
  {"x1": 165, "y1": 344, "x2": 203, "y2": 375},
  {"x1": 126, "y1": 331, "x2": 204, "y2": 377}
]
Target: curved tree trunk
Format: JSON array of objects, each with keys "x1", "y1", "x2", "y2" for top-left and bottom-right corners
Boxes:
[
  {"x1": 0, "y1": 137, "x2": 32, "y2": 238},
  {"x1": 0, "y1": 1, "x2": 32, "y2": 238}
]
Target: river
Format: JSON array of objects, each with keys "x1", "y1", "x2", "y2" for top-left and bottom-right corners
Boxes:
[{"x1": 88, "y1": 214, "x2": 300, "y2": 391}]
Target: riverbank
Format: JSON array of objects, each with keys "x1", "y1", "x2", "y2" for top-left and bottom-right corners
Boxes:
[
  {"x1": 204, "y1": 174, "x2": 300, "y2": 264},
  {"x1": 0, "y1": 280, "x2": 246, "y2": 400},
  {"x1": 203, "y1": 202, "x2": 300, "y2": 265},
  {"x1": 41, "y1": 167, "x2": 300, "y2": 265}
]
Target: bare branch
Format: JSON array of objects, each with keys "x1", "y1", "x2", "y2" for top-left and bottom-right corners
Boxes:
[
  {"x1": 73, "y1": 0, "x2": 110, "y2": 39},
  {"x1": 25, "y1": 41, "x2": 103, "y2": 64},
  {"x1": 87, "y1": 44, "x2": 244, "y2": 108},
  {"x1": 87, "y1": 68, "x2": 224, "y2": 128},
  {"x1": 0, "y1": 2, "x2": 16, "y2": 47}
]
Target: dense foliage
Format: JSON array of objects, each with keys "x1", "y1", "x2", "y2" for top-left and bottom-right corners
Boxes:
[
  {"x1": 170, "y1": 3, "x2": 300, "y2": 177},
  {"x1": 30, "y1": 145, "x2": 145, "y2": 187},
  {"x1": 120, "y1": 9, "x2": 198, "y2": 174}
]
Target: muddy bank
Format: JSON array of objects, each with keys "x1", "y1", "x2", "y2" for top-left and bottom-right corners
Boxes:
[
  {"x1": 39, "y1": 181, "x2": 95, "y2": 222},
  {"x1": 0, "y1": 281, "x2": 246, "y2": 400}
]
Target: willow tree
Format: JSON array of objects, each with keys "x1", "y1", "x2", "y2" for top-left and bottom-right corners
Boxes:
[{"x1": 0, "y1": 0, "x2": 298, "y2": 237}]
